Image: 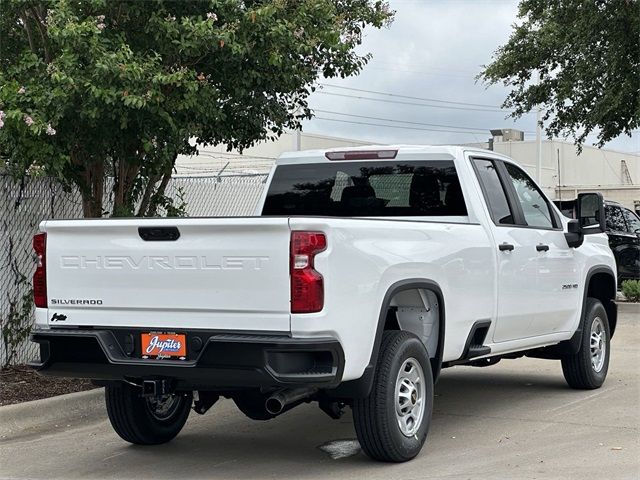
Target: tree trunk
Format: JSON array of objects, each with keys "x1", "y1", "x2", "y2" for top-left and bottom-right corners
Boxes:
[
  {"x1": 28, "y1": 6, "x2": 51, "y2": 63},
  {"x1": 80, "y1": 164, "x2": 104, "y2": 218},
  {"x1": 145, "y1": 154, "x2": 177, "y2": 217},
  {"x1": 136, "y1": 172, "x2": 161, "y2": 217},
  {"x1": 20, "y1": 11, "x2": 36, "y2": 54},
  {"x1": 113, "y1": 144, "x2": 141, "y2": 216},
  {"x1": 71, "y1": 149, "x2": 104, "y2": 218},
  {"x1": 90, "y1": 161, "x2": 105, "y2": 217}
]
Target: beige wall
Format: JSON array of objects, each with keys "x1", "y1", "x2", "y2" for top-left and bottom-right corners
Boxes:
[
  {"x1": 178, "y1": 133, "x2": 640, "y2": 210},
  {"x1": 176, "y1": 132, "x2": 371, "y2": 175},
  {"x1": 197, "y1": 131, "x2": 372, "y2": 158},
  {"x1": 557, "y1": 186, "x2": 640, "y2": 212},
  {"x1": 484, "y1": 140, "x2": 640, "y2": 210}
]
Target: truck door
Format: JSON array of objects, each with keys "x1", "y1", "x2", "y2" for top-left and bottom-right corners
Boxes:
[
  {"x1": 500, "y1": 162, "x2": 581, "y2": 336},
  {"x1": 472, "y1": 158, "x2": 540, "y2": 342}
]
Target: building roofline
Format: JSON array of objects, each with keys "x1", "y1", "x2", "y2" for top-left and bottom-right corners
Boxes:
[
  {"x1": 486, "y1": 138, "x2": 640, "y2": 158},
  {"x1": 297, "y1": 131, "x2": 372, "y2": 145},
  {"x1": 276, "y1": 144, "x2": 518, "y2": 164}
]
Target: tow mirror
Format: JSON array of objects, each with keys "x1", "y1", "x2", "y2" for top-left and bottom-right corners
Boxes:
[
  {"x1": 577, "y1": 192, "x2": 605, "y2": 234},
  {"x1": 565, "y1": 192, "x2": 605, "y2": 248},
  {"x1": 565, "y1": 220, "x2": 583, "y2": 248}
]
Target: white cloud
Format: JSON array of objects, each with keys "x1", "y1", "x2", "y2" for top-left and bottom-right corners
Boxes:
[{"x1": 302, "y1": 0, "x2": 639, "y2": 154}]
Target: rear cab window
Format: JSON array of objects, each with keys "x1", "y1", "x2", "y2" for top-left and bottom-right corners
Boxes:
[{"x1": 262, "y1": 161, "x2": 467, "y2": 217}]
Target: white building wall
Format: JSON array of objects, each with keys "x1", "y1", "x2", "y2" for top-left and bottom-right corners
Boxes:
[
  {"x1": 176, "y1": 132, "x2": 371, "y2": 176},
  {"x1": 487, "y1": 140, "x2": 640, "y2": 210},
  {"x1": 178, "y1": 132, "x2": 640, "y2": 210}
]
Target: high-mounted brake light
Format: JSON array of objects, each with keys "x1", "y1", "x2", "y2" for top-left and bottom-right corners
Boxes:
[
  {"x1": 325, "y1": 150, "x2": 398, "y2": 161},
  {"x1": 33, "y1": 232, "x2": 47, "y2": 308},
  {"x1": 290, "y1": 231, "x2": 326, "y2": 313}
]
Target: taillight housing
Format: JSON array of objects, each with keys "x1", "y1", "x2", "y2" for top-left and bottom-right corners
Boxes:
[
  {"x1": 33, "y1": 232, "x2": 47, "y2": 308},
  {"x1": 290, "y1": 231, "x2": 326, "y2": 313}
]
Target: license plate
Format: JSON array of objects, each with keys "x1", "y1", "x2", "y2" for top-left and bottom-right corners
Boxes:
[{"x1": 141, "y1": 332, "x2": 187, "y2": 360}]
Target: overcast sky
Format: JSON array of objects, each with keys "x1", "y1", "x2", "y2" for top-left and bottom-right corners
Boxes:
[{"x1": 302, "y1": 0, "x2": 639, "y2": 154}]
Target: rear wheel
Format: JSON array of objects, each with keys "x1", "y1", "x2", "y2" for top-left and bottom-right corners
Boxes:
[
  {"x1": 561, "y1": 298, "x2": 611, "y2": 389},
  {"x1": 105, "y1": 382, "x2": 192, "y2": 445},
  {"x1": 353, "y1": 331, "x2": 433, "y2": 462}
]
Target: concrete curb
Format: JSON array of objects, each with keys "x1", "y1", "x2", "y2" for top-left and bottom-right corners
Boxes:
[
  {"x1": 616, "y1": 301, "x2": 640, "y2": 314},
  {"x1": 0, "y1": 387, "x2": 105, "y2": 439}
]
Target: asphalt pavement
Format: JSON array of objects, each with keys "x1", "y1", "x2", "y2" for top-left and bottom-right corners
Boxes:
[{"x1": 1, "y1": 305, "x2": 638, "y2": 480}]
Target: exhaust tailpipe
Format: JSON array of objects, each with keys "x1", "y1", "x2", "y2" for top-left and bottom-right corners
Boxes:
[{"x1": 265, "y1": 388, "x2": 317, "y2": 415}]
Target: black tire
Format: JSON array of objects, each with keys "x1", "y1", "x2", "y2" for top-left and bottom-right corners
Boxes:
[
  {"x1": 105, "y1": 382, "x2": 192, "y2": 445},
  {"x1": 353, "y1": 331, "x2": 434, "y2": 462},
  {"x1": 561, "y1": 298, "x2": 611, "y2": 390}
]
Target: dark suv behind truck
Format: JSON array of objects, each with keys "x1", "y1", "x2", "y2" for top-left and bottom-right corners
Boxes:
[
  {"x1": 605, "y1": 201, "x2": 640, "y2": 284},
  {"x1": 556, "y1": 199, "x2": 640, "y2": 286}
]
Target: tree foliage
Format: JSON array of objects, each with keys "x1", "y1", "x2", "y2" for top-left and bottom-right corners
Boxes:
[
  {"x1": 481, "y1": 0, "x2": 640, "y2": 148},
  {"x1": 0, "y1": 0, "x2": 393, "y2": 217}
]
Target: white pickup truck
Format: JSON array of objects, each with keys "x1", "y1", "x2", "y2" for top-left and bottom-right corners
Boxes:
[{"x1": 30, "y1": 145, "x2": 617, "y2": 462}]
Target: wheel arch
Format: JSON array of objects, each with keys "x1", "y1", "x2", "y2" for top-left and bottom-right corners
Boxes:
[
  {"x1": 584, "y1": 266, "x2": 617, "y2": 338},
  {"x1": 564, "y1": 265, "x2": 618, "y2": 355},
  {"x1": 330, "y1": 278, "x2": 445, "y2": 399}
]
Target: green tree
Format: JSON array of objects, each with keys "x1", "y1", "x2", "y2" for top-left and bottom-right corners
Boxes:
[
  {"x1": 0, "y1": 0, "x2": 393, "y2": 217},
  {"x1": 481, "y1": 0, "x2": 639, "y2": 148}
]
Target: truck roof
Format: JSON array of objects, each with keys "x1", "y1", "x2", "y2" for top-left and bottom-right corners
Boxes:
[{"x1": 276, "y1": 144, "x2": 512, "y2": 165}]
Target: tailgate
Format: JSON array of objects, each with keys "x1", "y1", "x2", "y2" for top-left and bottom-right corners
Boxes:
[{"x1": 42, "y1": 217, "x2": 291, "y2": 332}]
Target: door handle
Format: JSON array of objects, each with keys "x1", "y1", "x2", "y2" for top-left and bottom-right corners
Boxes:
[
  {"x1": 536, "y1": 244, "x2": 550, "y2": 252},
  {"x1": 498, "y1": 243, "x2": 515, "y2": 252}
]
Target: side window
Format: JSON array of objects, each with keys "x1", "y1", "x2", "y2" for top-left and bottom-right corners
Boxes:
[
  {"x1": 605, "y1": 205, "x2": 627, "y2": 232},
  {"x1": 623, "y1": 208, "x2": 640, "y2": 233},
  {"x1": 504, "y1": 163, "x2": 555, "y2": 229},
  {"x1": 472, "y1": 159, "x2": 515, "y2": 225}
]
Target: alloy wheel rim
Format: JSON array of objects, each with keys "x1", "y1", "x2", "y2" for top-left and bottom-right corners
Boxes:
[
  {"x1": 590, "y1": 316, "x2": 606, "y2": 373},
  {"x1": 394, "y1": 357, "x2": 426, "y2": 437}
]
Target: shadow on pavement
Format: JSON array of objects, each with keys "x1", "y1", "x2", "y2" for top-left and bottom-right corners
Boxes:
[{"x1": 85, "y1": 366, "x2": 582, "y2": 478}]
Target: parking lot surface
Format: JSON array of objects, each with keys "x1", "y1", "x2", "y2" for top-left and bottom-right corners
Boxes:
[{"x1": 1, "y1": 306, "x2": 638, "y2": 480}]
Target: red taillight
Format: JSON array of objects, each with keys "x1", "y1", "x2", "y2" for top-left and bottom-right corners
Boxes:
[
  {"x1": 325, "y1": 150, "x2": 398, "y2": 160},
  {"x1": 290, "y1": 231, "x2": 326, "y2": 313},
  {"x1": 33, "y1": 232, "x2": 47, "y2": 308}
]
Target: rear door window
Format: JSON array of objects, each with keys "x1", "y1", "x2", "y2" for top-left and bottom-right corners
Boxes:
[
  {"x1": 262, "y1": 161, "x2": 467, "y2": 217},
  {"x1": 472, "y1": 159, "x2": 515, "y2": 225}
]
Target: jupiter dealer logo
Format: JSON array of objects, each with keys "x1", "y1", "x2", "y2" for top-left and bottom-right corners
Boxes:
[{"x1": 145, "y1": 336, "x2": 182, "y2": 354}]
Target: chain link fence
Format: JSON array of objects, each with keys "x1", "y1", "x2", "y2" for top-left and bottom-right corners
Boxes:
[{"x1": 0, "y1": 173, "x2": 268, "y2": 367}]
